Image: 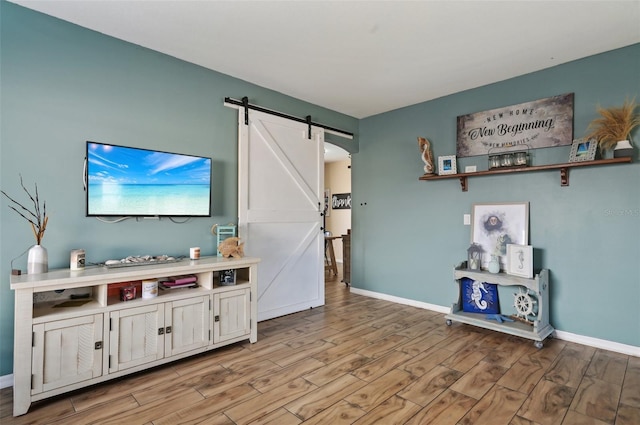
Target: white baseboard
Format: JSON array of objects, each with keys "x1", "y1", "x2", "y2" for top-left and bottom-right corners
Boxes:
[
  {"x1": 0, "y1": 374, "x2": 13, "y2": 389},
  {"x1": 350, "y1": 287, "x2": 639, "y2": 357},
  {"x1": 350, "y1": 287, "x2": 450, "y2": 314},
  {"x1": 554, "y1": 330, "x2": 640, "y2": 357}
]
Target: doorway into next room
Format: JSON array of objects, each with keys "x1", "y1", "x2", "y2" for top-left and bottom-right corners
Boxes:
[{"x1": 324, "y1": 143, "x2": 351, "y2": 285}]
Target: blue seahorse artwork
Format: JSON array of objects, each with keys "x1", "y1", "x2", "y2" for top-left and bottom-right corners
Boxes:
[{"x1": 461, "y1": 278, "x2": 500, "y2": 314}]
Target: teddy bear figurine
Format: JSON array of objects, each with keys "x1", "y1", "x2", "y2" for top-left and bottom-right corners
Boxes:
[{"x1": 218, "y1": 237, "x2": 245, "y2": 258}]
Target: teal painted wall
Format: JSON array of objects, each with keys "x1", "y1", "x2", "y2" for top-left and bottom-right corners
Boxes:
[
  {"x1": 0, "y1": 2, "x2": 358, "y2": 376},
  {"x1": 352, "y1": 44, "x2": 640, "y2": 348}
]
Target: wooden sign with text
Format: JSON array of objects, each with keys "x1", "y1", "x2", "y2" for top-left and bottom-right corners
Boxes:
[{"x1": 456, "y1": 93, "x2": 574, "y2": 157}]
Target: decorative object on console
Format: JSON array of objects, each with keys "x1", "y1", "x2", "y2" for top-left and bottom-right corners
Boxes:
[
  {"x1": 70, "y1": 249, "x2": 86, "y2": 270},
  {"x1": 585, "y1": 98, "x2": 639, "y2": 157},
  {"x1": 418, "y1": 137, "x2": 435, "y2": 175},
  {"x1": 461, "y1": 278, "x2": 500, "y2": 314},
  {"x1": 162, "y1": 274, "x2": 198, "y2": 285},
  {"x1": 471, "y1": 202, "x2": 529, "y2": 270},
  {"x1": 467, "y1": 243, "x2": 484, "y2": 271},
  {"x1": 568, "y1": 138, "x2": 598, "y2": 162},
  {"x1": 218, "y1": 237, "x2": 245, "y2": 258},
  {"x1": 141, "y1": 279, "x2": 159, "y2": 299},
  {"x1": 438, "y1": 155, "x2": 457, "y2": 175},
  {"x1": 1, "y1": 175, "x2": 49, "y2": 273},
  {"x1": 103, "y1": 255, "x2": 179, "y2": 268},
  {"x1": 120, "y1": 286, "x2": 136, "y2": 301},
  {"x1": 506, "y1": 244, "x2": 533, "y2": 278},
  {"x1": 159, "y1": 274, "x2": 198, "y2": 290},
  {"x1": 27, "y1": 245, "x2": 48, "y2": 274},
  {"x1": 212, "y1": 224, "x2": 237, "y2": 256},
  {"x1": 218, "y1": 269, "x2": 236, "y2": 286}
]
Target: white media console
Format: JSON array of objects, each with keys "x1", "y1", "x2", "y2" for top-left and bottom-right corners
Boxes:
[{"x1": 10, "y1": 256, "x2": 260, "y2": 416}]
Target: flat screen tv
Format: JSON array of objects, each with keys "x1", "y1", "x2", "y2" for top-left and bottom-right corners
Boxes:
[{"x1": 86, "y1": 141, "x2": 212, "y2": 217}]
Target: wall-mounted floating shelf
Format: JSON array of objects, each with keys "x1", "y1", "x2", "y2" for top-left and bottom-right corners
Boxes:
[{"x1": 419, "y1": 157, "x2": 632, "y2": 191}]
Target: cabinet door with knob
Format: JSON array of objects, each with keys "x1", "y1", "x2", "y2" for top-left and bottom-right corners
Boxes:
[
  {"x1": 164, "y1": 295, "x2": 209, "y2": 357},
  {"x1": 109, "y1": 296, "x2": 210, "y2": 373},
  {"x1": 213, "y1": 288, "x2": 251, "y2": 343},
  {"x1": 32, "y1": 314, "x2": 104, "y2": 394},
  {"x1": 109, "y1": 304, "x2": 165, "y2": 373}
]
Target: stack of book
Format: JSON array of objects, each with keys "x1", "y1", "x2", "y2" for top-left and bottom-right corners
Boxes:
[{"x1": 159, "y1": 274, "x2": 198, "y2": 290}]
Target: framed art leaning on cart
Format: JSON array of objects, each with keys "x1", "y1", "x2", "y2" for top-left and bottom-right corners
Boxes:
[
  {"x1": 506, "y1": 243, "x2": 533, "y2": 278},
  {"x1": 471, "y1": 202, "x2": 529, "y2": 270}
]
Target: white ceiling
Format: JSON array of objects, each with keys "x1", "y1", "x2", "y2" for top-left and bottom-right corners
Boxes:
[{"x1": 10, "y1": 0, "x2": 640, "y2": 121}]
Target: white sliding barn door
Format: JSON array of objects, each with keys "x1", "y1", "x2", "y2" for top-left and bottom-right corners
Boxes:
[{"x1": 238, "y1": 109, "x2": 324, "y2": 321}]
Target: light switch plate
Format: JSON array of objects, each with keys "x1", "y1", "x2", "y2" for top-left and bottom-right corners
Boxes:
[{"x1": 464, "y1": 214, "x2": 471, "y2": 225}]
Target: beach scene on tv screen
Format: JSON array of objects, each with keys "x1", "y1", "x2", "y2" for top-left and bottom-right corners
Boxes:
[{"x1": 87, "y1": 143, "x2": 211, "y2": 216}]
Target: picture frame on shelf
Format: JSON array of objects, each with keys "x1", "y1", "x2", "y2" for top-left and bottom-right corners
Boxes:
[
  {"x1": 568, "y1": 138, "x2": 597, "y2": 162},
  {"x1": 218, "y1": 269, "x2": 236, "y2": 286},
  {"x1": 506, "y1": 244, "x2": 533, "y2": 278},
  {"x1": 471, "y1": 202, "x2": 529, "y2": 270},
  {"x1": 438, "y1": 155, "x2": 457, "y2": 175}
]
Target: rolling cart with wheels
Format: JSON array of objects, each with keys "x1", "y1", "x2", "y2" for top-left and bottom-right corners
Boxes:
[{"x1": 445, "y1": 262, "x2": 554, "y2": 348}]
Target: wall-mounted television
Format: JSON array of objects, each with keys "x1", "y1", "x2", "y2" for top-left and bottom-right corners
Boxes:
[{"x1": 86, "y1": 141, "x2": 212, "y2": 217}]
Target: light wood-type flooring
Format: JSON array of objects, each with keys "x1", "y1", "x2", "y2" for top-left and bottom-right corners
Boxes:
[{"x1": 1, "y1": 270, "x2": 639, "y2": 424}]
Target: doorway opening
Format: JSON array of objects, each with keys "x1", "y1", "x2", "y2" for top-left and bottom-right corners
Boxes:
[{"x1": 324, "y1": 143, "x2": 351, "y2": 285}]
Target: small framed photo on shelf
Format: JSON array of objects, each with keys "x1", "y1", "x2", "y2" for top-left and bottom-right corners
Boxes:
[
  {"x1": 506, "y1": 244, "x2": 533, "y2": 278},
  {"x1": 568, "y1": 138, "x2": 597, "y2": 162},
  {"x1": 438, "y1": 155, "x2": 457, "y2": 175},
  {"x1": 218, "y1": 269, "x2": 236, "y2": 286}
]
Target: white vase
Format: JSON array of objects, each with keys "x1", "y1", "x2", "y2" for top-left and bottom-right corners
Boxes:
[
  {"x1": 27, "y1": 245, "x2": 48, "y2": 274},
  {"x1": 613, "y1": 140, "x2": 634, "y2": 158}
]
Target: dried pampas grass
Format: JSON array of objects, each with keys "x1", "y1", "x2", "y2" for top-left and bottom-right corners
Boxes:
[{"x1": 585, "y1": 98, "x2": 640, "y2": 152}]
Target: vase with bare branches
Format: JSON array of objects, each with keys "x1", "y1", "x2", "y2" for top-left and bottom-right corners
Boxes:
[
  {"x1": 1, "y1": 175, "x2": 49, "y2": 273},
  {"x1": 585, "y1": 98, "x2": 639, "y2": 158}
]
